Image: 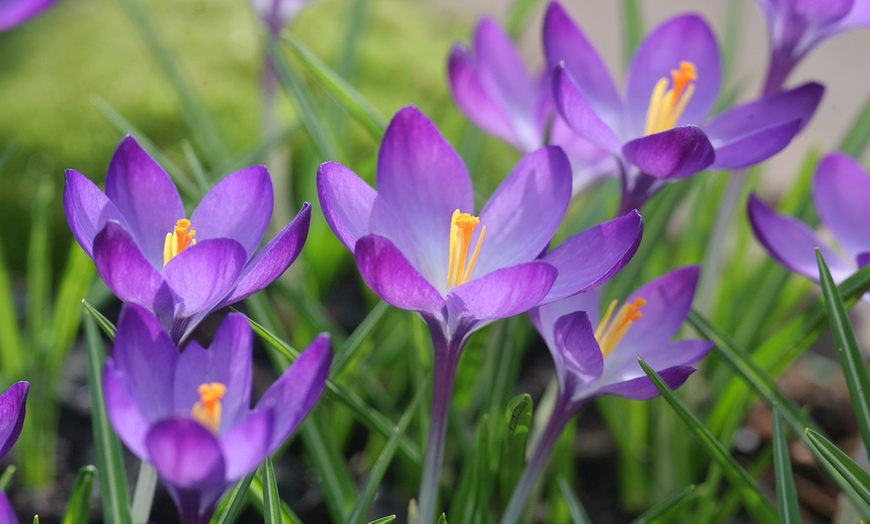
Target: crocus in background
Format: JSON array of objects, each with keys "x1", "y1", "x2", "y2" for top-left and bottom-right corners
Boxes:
[
  {"x1": 250, "y1": 0, "x2": 312, "y2": 36},
  {"x1": 546, "y1": 1, "x2": 824, "y2": 215},
  {"x1": 318, "y1": 105, "x2": 643, "y2": 523},
  {"x1": 748, "y1": 153, "x2": 870, "y2": 286},
  {"x1": 0, "y1": 381, "x2": 29, "y2": 523},
  {"x1": 0, "y1": 0, "x2": 58, "y2": 32},
  {"x1": 758, "y1": 0, "x2": 870, "y2": 93},
  {"x1": 63, "y1": 136, "x2": 311, "y2": 342},
  {"x1": 501, "y1": 267, "x2": 712, "y2": 524},
  {"x1": 104, "y1": 303, "x2": 331, "y2": 524},
  {"x1": 448, "y1": 17, "x2": 616, "y2": 195}
]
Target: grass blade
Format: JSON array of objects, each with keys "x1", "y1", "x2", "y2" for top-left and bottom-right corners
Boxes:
[
  {"x1": 82, "y1": 300, "x2": 117, "y2": 339},
  {"x1": 817, "y1": 250, "x2": 870, "y2": 454},
  {"x1": 333, "y1": 300, "x2": 389, "y2": 375},
  {"x1": 248, "y1": 474, "x2": 303, "y2": 524},
  {"x1": 367, "y1": 517, "x2": 397, "y2": 524},
  {"x1": 0, "y1": 238, "x2": 23, "y2": 379},
  {"x1": 261, "y1": 456, "x2": 281, "y2": 524},
  {"x1": 210, "y1": 473, "x2": 255, "y2": 524},
  {"x1": 62, "y1": 465, "x2": 96, "y2": 524},
  {"x1": 557, "y1": 476, "x2": 592, "y2": 524},
  {"x1": 771, "y1": 407, "x2": 800, "y2": 523},
  {"x1": 638, "y1": 359, "x2": 777, "y2": 523},
  {"x1": 805, "y1": 428, "x2": 870, "y2": 507},
  {"x1": 83, "y1": 315, "x2": 131, "y2": 524},
  {"x1": 839, "y1": 89, "x2": 870, "y2": 157},
  {"x1": 629, "y1": 484, "x2": 697, "y2": 524},
  {"x1": 301, "y1": 411, "x2": 357, "y2": 521},
  {"x1": 620, "y1": 0, "x2": 643, "y2": 68}
]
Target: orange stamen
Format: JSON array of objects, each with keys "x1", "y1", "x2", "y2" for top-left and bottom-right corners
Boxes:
[
  {"x1": 644, "y1": 61, "x2": 697, "y2": 136},
  {"x1": 595, "y1": 297, "x2": 646, "y2": 358},
  {"x1": 163, "y1": 218, "x2": 197, "y2": 266},
  {"x1": 191, "y1": 382, "x2": 226, "y2": 434},
  {"x1": 447, "y1": 209, "x2": 486, "y2": 288}
]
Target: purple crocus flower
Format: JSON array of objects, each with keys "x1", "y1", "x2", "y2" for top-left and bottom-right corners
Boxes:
[
  {"x1": 0, "y1": 381, "x2": 28, "y2": 524},
  {"x1": 758, "y1": 0, "x2": 870, "y2": 92},
  {"x1": 546, "y1": 1, "x2": 823, "y2": 214},
  {"x1": 318, "y1": 105, "x2": 642, "y2": 523},
  {"x1": 63, "y1": 136, "x2": 311, "y2": 342},
  {"x1": 250, "y1": 0, "x2": 312, "y2": 35},
  {"x1": 748, "y1": 153, "x2": 870, "y2": 285},
  {"x1": 104, "y1": 303, "x2": 331, "y2": 524},
  {"x1": 0, "y1": 0, "x2": 58, "y2": 32},
  {"x1": 501, "y1": 267, "x2": 712, "y2": 523},
  {"x1": 448, "y1": 17, "x2": 615, "y2": 194}
]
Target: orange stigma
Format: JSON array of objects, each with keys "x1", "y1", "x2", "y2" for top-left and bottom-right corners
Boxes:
[
  {"x1": 594, "y1": 297, "x2": 646, "y2": 358},
  {"x1": 163, "y1": 218, "x2": 197, "y2": 266},
  {"x1": 191, "y1": 382, "x2": 226, "y2": 434},
  {"x1": 447, "y1": 209, "x2": 486, "y2": 288},
  {"x1": 644, "y1": 61, "x2": 697, "y2": 136}
]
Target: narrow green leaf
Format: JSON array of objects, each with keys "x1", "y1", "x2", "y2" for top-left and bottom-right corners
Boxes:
[
  {"x1": 282, "y1": 34, "x2": 387, "y2": 140},
  {"x1": 500, "y1": 394, "x2": 532, "y2": 500},
  {"x1": 130, "y1": 462, "x2": 158, "y2": 524},
  {"x1": 805, "y1": 428, "x2": 870, "y2": 507},
  {"x1": 620, "y1": 0, "x2": 643, "y2": 68},
  {"x1": 333, "y1": 300, "x2": 389, "y2": 374},
  {"x1": 345, "y1": 377, "x2": 429, "y2": 524},
  {"x1": 62, "y1": 465, "x2": 97, "y2": 524},
  {"x1": 638, "y1": 359, "x2": 777, "y2": 523},
  {"x1": 0, "y1": 465, "x2": 15, "y2": 490},
  {"x1": 839, "y1": 89, "x2": 870, "y2": 157},
  {"x1": 248, "y1": 474, "x2": 303, "y2": 524},
  {"x1": 26, "y1": 179, "x2": 52, "y2": 353},
  {"x1": 437, "y1": 514, "x2": 448, "y2": 524},
  {"x1": 33, "y1": 516, "x2": 38, "y2": 524},
  {"x1": 0, "y1": 238, "x2": 23, "y2": 378},
  {"x1": 816, "y1": 250, "x2": 870, "y2": 454},
  {"x1": 261, "y1": 457, "x2": 281, "y2": 524},
  {"x1": 302, "y1": 411, "x2": 357, "y2": 521},
  {"x1": 83, "y1": 315, "x2": 131, "y2": 524},
  {"x1": 367, "y1": 517, "x2": 397, "y2": 524},
  {"x1": 82, "y1": 300, "x2": 116, "y2": 340},
  {"x1": 771, "y1": 408, "x2": 800, "y2": 524},
  {"x1": 557, "y1": 476, "x2": 592, "y2": 524},
  {"x1": 629, "y1": 484, "x2": 696, "y2": 524},
  {"x1": 47, "y1": 246, "x2": 95, "y2": 364},
  {"x1": 210, "y1": 473, "x2": 255, "y2": 524}
]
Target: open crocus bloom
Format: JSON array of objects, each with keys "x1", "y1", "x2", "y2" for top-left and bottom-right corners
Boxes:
[
  {"x1": 63, "y1": 136, "x2": 311, "y2": 342},
  {"x1": 748, "y1": 153, "x2": 870, "y2": 285},
  {"x1": 757, "y1": 0, "x2": 870, "y2": 91},
  {"x1": 546, "y1": 1, "x2": 823, "y2": 214},
  {"x1": 0, "y1": 0, "x2": 58, "y2": 31},
  {"x1": 104, "y1": 304, "x2": 331, "y2": 524},
  {"x1": 448, "y1": 17, "x2": 615, "y2": 194},
  {"x1": 0, "y1": 381, "x2": 28, "y2": 524}
]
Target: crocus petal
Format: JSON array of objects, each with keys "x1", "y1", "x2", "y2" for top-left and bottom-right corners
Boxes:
[
  {"x1": 529, "y1": 290, "x2": 600, "y2": 345},
  {"x1": 748, "y1": 194, "x2": 853, "y2": 281},
  {"x1": 622, "y1": 126, "x2": 714, "y2": 179},
  {"x1": 448, "y1": 45, "x2": 536, "y2": 152},
  {"x1": 597, "y1": 365, "x2": 697, "y2": 400},
  {"x1": 104, "y1": 367, "x2": 152, "y2": 459},
  {"x1": 474, "y1": 147, "x2": 572, "y2": 275},
  {"x1": 93, "y1": 222, "x2": 166, "y2": 308},
  {"x1": 110, "y1": 304, "x2": 179, "y2": 422},
  {"x1": 162, "y1": 239, "x2": 247, "y2": 318},
  {"x1": 104, "y1": 136, "x2": 185, "y2": 268},
  {"x1": 543, "y1": 1, "x2": 622, "y2": 130},
  {"x1": 376, "y1": 107, "x2": 473, "y2": 275},
  {"x1": 354, "y1": 235, "x2": 446, "y2": 316},
  {"x1": 446, "y1": 262, "x2": 557, "y2": 322},
  {"x1": 146, "y1": 419, "x2": 227, "y2": 489},
  {"x1": 548, "y1": 116, "x2": 618, "y2": 194},
  {"x1": 0, "y1": 382, "x2": 28, "y2": 461},
  {"x1": 706, "y1": 83, "x2": 823, "y2": 169},
  {"x1": 174, "y1": 314, "x2": 253, "y2": 430},
  {"x1": 219, "y1": 409, "x2": 273, "y2": 480},
  {"x1": 255, "y1": 334, "x2": 332, "y2": 451},
  {"x1": 623, "y1": 339, "x2": 713, "y2": 373},
  {"x1": 0, "y1": 0, "x2": 57, "y2": 31},
  {"x1": 191, "y1": 166, "x2": 273, "y2": 257},
  {"x1": 838, "y1": 1, "x2": 870, "y2": 29},
  {"x1": 0, "y1": 490, "x2": 15, "y2": 524},
  {"x1": 317, "y1": 162, "x2": 377, "y2": 252},
  {"x1": 552, "y1": 65, "x2": 622, "y2": 153},
  {"x1": 541, "y1": 211, "x2": 643, "y2": 302},
  {"x1": 619, "y1": 266, "x2": 700, "y2": 348},
  {"x1": 63, "y1": 170, "x2": 126, "y2": 258},
  {"x1": 813, "y1": 153, "x2": 870, "y2": 259},
  {"x1": 217, "y1": 203, "x2": 312, "y2": 308},
  {"x1": 624, "y1": 15, "x2": 721, "y2": 135},
  {"x1": 552, "y1": 312, "x2": 604, "y2": 385},
  {"x1": 859, "y1": 253, "x2": 870, "y2": 268}
]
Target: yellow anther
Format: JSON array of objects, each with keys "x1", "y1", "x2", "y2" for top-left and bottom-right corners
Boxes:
[
  {"x1": 191, "y1": 382, "x2": 226, "y2": 434},
  {"x1": 643, "y1": 61, "x2": 697, "y2": 136},
  {"x1": 595, "y1": 297, "x2": 646, "y2": 358},
  {"x1": 163, "y1": 218, "x2": 197, "y2": 266},
  {"x1": 447, "y1": 209, "x2": 486, "y2": 288}
]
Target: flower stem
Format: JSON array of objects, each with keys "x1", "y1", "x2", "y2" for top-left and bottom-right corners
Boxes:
[
  {"x1": 500, "y1": 395, "x2": 573, "y2": 524},
  {"x1": 417, "y1": 328, "x2": 463, "y2": 524}
]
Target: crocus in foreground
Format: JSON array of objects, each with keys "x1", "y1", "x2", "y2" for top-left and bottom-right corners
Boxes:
[
  {"x1": 64, "y1": 136, "x2": 311, "y2": 342},
  {"x1": 0, "y1": 0, "x2": 58, "y2": 32},
  {"x1": 546, "y1": 1, "x2": 823, "y2": 214},
  {"x1": 501, "y1": 267, "x2": 712, "y2": 523},
  {"x1": 748, "y1": 153, "x2": 870, "y2": 286},
  {"x1": 104, "y1": 303, "x2": 331, "y2": 524},
  {"x1": 448, "y1": 17, "x2": 615, "y2": 194},
  {"x1": 757, "y1": 0, "x2": 870, "y2": 92},
  {"x1": 0, "y1": 381, "x2": 29, "y2": 523},
  {"x1": 318, "y1": 105, "x2": 642, "y2": 523}
]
